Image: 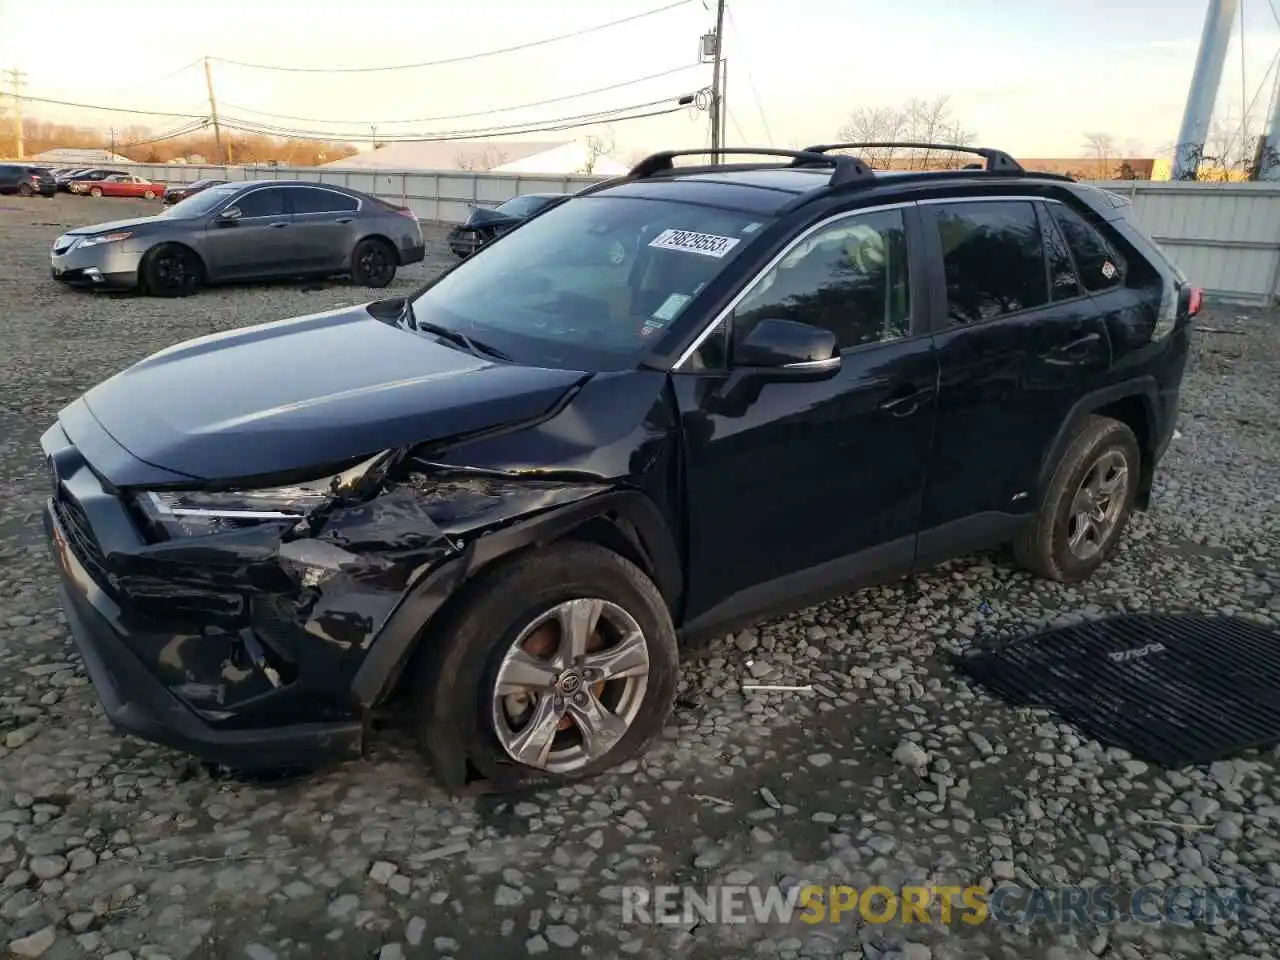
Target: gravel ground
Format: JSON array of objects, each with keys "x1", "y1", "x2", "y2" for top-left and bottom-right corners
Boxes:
[{"x1": 1, "y1": 194, "x2": 1279, "y2": 960}]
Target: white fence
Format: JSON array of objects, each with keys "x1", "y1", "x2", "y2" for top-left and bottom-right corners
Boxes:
[{"x1": 75, "y1": 161, "x2": 1280, "y2": 304}]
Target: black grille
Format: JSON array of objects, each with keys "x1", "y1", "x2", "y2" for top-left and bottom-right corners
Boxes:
[
  {"x1": 53, "y1": 489, "x2": 111, "y2": 590},
  {"x1": 955, "y1": 614, "x2": 1280, "y2": 766}
]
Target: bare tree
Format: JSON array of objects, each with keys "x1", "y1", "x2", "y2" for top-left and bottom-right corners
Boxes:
[
  {"x1": 579, "y1": 126, "x2": 616, "y2": 175},
  {"x1": 836, "y1": 95, "x2": 975, "y2": 169},
  {"x1": 1082, "y1": 133, "x2": 1117, "y2": 178}
]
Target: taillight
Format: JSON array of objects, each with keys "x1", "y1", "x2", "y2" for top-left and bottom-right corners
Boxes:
[
  {"x1": 29, "y1": 174, "x2": 40, "y2": 183},
  {"x1": 1188, "y1": 287, "x2": 1203, "y2": 317},
  {"x1": 395, "y1": 206, "x2": 416, "y2": 219}
]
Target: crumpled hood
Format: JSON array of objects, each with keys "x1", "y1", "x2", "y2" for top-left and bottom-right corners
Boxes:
[
  {"x1": 66, "y1": 215, "x2": 164, "y2": 237},
  {"x1": 77, "y1": 303, "x2": 587, "y2": 482},
  {"x1": 463, "y1": 206, "x2": 521, "y2": 230}
]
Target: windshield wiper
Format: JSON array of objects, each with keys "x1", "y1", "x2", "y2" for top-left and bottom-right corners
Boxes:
[{"x1": 401, "y1": 300, "x2": 513, "y2": 362}]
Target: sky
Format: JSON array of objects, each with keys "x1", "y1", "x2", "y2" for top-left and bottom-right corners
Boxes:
[{"x1": 2, "y1": 0, "x2": 1280, "y2": 161}]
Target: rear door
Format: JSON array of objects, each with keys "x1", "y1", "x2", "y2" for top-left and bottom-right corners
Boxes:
[
  {"x1": 285, "y1": 186, "x2": 362, "y2": 271},
  {"x1": 916, "y1": 197, "x2": 1111, "y2": 563},
  {"x1": 202, "y1": 186, "x2": 298, "y2": 280}
]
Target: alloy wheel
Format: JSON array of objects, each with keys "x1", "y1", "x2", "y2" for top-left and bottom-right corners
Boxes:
[
  {"x1": 154, "y1": 253, "x2": 188, "y2": 293},
  {"x1": 491, "y1": 598, "x2": 650, "y2": 774},
  {"x1": 359, "y1": 246, "x2": 392, "y2": 284},
  {"x1": 1066, "y1": 449, "x2": 1129, "y2": 561}
]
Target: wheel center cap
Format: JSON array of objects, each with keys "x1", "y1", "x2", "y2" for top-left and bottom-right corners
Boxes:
[{"x1": 558, "y1": 671, "x2": 583, "y2": 694}]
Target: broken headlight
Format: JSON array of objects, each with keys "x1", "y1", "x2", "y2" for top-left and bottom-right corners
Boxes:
[{"x1": 134, "y1": 453, "x2": 393, "y2": 539}]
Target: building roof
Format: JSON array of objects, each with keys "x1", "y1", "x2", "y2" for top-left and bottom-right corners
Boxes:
[
  {"x1": 32, "y1": 147, "x2": 133, "y2": 163},
  {"x1": 321, "y1": 139, "x2": 571, "y2": 171}
]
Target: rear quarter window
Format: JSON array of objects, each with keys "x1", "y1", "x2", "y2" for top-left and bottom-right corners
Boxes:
[{"x1": 1050, "y1": 204, "x2": 1127, "y2": 293}]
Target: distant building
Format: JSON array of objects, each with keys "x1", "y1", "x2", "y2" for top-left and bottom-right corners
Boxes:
[
  {"x1": 320, "y1": 138, "x2": 627, "y2": 175},
  {"x1": 32, "y1": 147, "x2": 133, "y2": 165}
]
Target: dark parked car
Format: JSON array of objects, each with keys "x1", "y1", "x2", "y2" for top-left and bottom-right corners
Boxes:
[
  {"x1": 40, "y1": 144, "x2": 1199, "y2": 791},
  {"x1": 163, "y1": 178, "x2": 228, "y2": 205},
  {"x1": 447, "y1": 192, "x2": 564, "y2": 257},
  {"x1": 50, "y1": 179, "x2": 425, "y2": 295},
  {"x1": 57, "y1": 168, "x2": 126, "y2": 192},
  {"x1": 0, "y1": 164, "x2": 56, "y2": 197}
]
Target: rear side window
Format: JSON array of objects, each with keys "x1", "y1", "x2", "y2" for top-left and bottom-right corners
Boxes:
[
  {"x1": 1050, "y1": 204, "x2": 1127, "y2": 293},
  {"x1": 934, "y1": 201, "x2": 1048, "y2": 325},
  {"x1": 290, "y1": 187, "x2": 358, "y2": 214},
  {"x1": 1038, "y1": 203, "x2": 1080, "y2": 300}
]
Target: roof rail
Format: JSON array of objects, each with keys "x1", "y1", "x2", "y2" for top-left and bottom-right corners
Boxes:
[
  {"x1": 628, "y1": 148, "x2": 875, "y2": 189},
  {"x1": 798, "y1": 142, "x2": 1024, "y2": 174}
]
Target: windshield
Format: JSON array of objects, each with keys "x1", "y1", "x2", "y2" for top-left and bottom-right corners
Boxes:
[
  {"x1": 496, "y1": 195, "x2": 553, "y2": 218},
  {"x1": 410, "y1": 195, "x2": 771, "y2": 370},
  {"x1": 162, "y1": 184, "x2": 240, "y2": 218}
]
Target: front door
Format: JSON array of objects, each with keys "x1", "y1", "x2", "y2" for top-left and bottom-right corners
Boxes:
[
  {"x1": 673, "y1": 204, "x2": 940, "y2": 633},
  {"x1": 915, "y1": 197, "x2": 1112, "y2": 562},
  {"x1": 202, "y1": 186, "x2": 298, "y2": 280}
]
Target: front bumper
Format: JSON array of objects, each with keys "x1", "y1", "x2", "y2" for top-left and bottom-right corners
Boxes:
[{"x1": 50, "y1": 241, "x2": 143, "y2": 290}]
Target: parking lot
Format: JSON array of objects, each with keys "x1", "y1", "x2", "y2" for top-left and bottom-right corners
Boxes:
[{"x1": 1, "y1": 193, "x2": 1279, "y2": 960}]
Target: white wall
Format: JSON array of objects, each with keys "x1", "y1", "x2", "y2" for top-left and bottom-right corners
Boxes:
[{"x1": 84, "y1": 160, "x2": 1280, "y2": 303}]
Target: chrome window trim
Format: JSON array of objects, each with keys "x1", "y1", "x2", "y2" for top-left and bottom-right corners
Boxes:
[
  {"x1": 672, "y1": 201, "x2": 914, "y2": 371},
  {"x1": 918, "y1": 195, "x2": 1064, "y2": 205}
]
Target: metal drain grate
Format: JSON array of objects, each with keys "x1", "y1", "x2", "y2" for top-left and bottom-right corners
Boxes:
[{"x1": 954, "y1": 614, "x2": 1280, "y2": 767}]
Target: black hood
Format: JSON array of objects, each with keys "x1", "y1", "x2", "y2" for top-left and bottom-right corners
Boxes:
[
  {"x1": 76, "y1": 303, "x2": 587, "y2": 482},
  {"x1": 463, "y1": 206, "x2": 522, "y2": 230}
]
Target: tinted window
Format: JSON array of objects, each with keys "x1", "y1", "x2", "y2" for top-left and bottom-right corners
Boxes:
[
  {"x1": 1051, "y1": 204, "x2": 1126, "y2": 293},
  {"x1": 290, "y1": 187, "x2": 358, "y2": 214},
  {"x1": 733, "y1": 209, "x2": 911, "y2": 352},
  {"x1": 1039, "y1": 203, "x2": 1080, "y2": 300},
  {"x1": 409, "y1": 195, "x2": 771, "y2": 371},
  {"x1": 497, "y1": 195, "x2": 555, "y2": 218},
  {"x1": 935, "y1": 201, "x2": 1048, "y2": 325},
  {"x1": 235, "y1": 188, "x2": 286, "y2": 218}
]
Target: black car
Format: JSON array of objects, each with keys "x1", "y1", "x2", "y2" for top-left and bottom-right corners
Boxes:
[
  {"x1": 40, "y1": 143, "x2": 1199, "y2": 792},
  {"x1": 0, "y1": 164, "x2": 56, "y2": 197},
  {"x1": 163, "y1": 178, "x2": 228, "y2": 205},
  {"x1": 447, "y1": 192, "x2": 565, "y2": 257},
  {"x1": 57, "y1": 168, "x2": 125, "y2": 192},
  {"x1": 50, "y1": 180, "x2": 426, "y2": 295}
]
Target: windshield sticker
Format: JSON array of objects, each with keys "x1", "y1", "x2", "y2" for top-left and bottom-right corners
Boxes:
[
  {"x1": 639, "y1": 317, "x2": 667, "y2": 338},
  {"x1": 649, "y1": 229, "x2": 741, "y2": 258},
  {"x1": 652, "y1": 293, "x2": 691, "y2": 322},
  {"x1": 1101, "y1": 261, "x2": 1117, "y2": 280},
  {"x1": 742, "y1": 222, "x2": 763, "y2": 234}
]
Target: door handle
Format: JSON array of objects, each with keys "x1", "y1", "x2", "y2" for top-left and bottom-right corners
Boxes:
[
  {"x1": 878, "y1": 386, "x2": 933, "y2": 418},
  {"x1": 335, "y1": 217, "x2": 354, "y2": 224},
  {"x1": 269, "y1": 222, "x2": 289, "y2": 229}
]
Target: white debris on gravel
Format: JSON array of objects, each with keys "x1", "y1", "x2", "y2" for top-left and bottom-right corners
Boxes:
[{"x1": 0, "y1": 196, "x2": 1279, "y2": 958}]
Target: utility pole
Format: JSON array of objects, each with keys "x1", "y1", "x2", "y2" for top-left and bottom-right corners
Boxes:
[
  {"x1": 109, "y1": 127, "x2": 116, "y2": 156},
  {"x1": 203, "y1": 57, "x2": 227, "y2": 164},
  {"x1": 720, "y1": 59, "x2": 729, "y2": 148},
  {"x1": 708, "y1": 0, "x2": 725, "y2": 156},
  {"x1": 1171, "y1": 0, "x2": 1239, "y2": 180},
  {"x1": 4, "y1": 69, "x2": 27, "y2": 160}
]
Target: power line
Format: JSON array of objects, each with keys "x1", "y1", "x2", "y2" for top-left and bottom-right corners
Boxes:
[
  {"x1": 210, "y1": 0, "x2": 696, "y2": 74},
  {"x1": 120, "y1": 120, "x2": 209, "y2": 148},
  {"x1": 16, "y1": 93, "x2": 207, "y2": 119},
  {"x1": 218, "y1": 63, "x2": 702, "y2": 126},
  {"x1": 224, "y1": 94, "x2": 696, "y2": 144},
  {"x1": 724, "y1": 4, "x2": 773, "y2": 146}
]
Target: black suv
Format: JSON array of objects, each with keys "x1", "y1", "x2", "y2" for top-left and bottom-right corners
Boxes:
[
  {"x1": 40, "y1": 144, "x2": 1199, "y2": 791},
  {"x1": 0, "y1": 164, "x2": 56, "y2": 197}
]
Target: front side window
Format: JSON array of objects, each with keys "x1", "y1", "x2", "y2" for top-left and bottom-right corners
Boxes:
[
  {"x1": 935, "y1": 200, "x2": 1049, "y2": 325},
  {"x1": 1051, "y1": 204, "x2": 1127, "y2": 293},
  {"x1": 732, "y1": 209, "x2": 912, "y2": 352},
  {"x1": 163, "y1": 184, "x2": 240, "y2": 218},
  {"x1": 409, "y1": 195, "x2": 771, "y2": 370},
  {"x1": 236, "y1": 188, "x2": 286, "y2": 219},
  {"x1": 291, "y1": 187, "x2": 358, "y2": 214}
]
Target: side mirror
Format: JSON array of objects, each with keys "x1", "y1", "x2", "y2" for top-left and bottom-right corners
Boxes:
[
  {"x1": 735, "y1": 318, "x2": 840, "y2": 377},
  {"x1": 217, "y1": 206, "x2": 242, "y2": 225}
]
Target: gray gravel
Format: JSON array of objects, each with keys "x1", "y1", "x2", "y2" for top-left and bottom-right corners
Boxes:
[{"x1": 1, "y1": 194, "x2": 1279, "y2": 959}]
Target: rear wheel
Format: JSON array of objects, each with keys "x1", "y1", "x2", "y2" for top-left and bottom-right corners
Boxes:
[
  {"x1": 89, "y1": 186, "x2": 103, "y2": 198},
  {"x1": 350, "y1": 238, "x2": 397, "y2": 288},
  {"x1": 413, "y1": 542, "x2": 679, "y2": 788},
  {"x1": 141, "y1": 244, "x2": 203, "y2": 298},
  {"x1": 17, "y1": 183, "x2": 32, "y2": 198},
  {"x1": 143, "y1": 189, "x2": 156, "y2": 200},
  {"x1": 1013, "y1": 415, "x2": 1140, "y2": 582}
]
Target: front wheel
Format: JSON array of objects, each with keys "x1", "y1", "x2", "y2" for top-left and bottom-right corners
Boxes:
[
  {"x1": 1013, "y1": 415, "x2": 1140, "y2": 582},
  {"x1": 350, "y1": 238, "x2": 397, "y2": 288},
  {"x1": 141, "y1": 244, "x2": 203, "y2": 298},
  {"x1": 413, "y1": 542, "x2": 679, "y2": 789}
]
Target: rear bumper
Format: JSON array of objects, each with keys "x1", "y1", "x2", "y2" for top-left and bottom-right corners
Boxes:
[
  {"x1": 44, "y1": 500, "x2": 365, "y2": 770},
  {"x1": 401, "y1": 242, "x2": 426, "y2": 265}
]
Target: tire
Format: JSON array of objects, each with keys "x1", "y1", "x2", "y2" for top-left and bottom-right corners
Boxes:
[
  {"x1": 350, "y1": 238, "x2": 397, "y2": 288},
  {"x1": 412, "y1": 542, "x2": 679, "y2": 790},
  {"x1": 17, "y1": 183, "x2": 32, "y2": 198},
  {"x1": 89, "y1": 187, "x2": 103, "y2": 198},
  {"x1": 141, "y1": 244, "x2": 203, "y2": 298},
  {"x1": 1013, "y1": 415, "x2": 1141, "y2": 583},
  {"x1": 143, "y1": 189, "x2": 155, "y2": 200}
]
